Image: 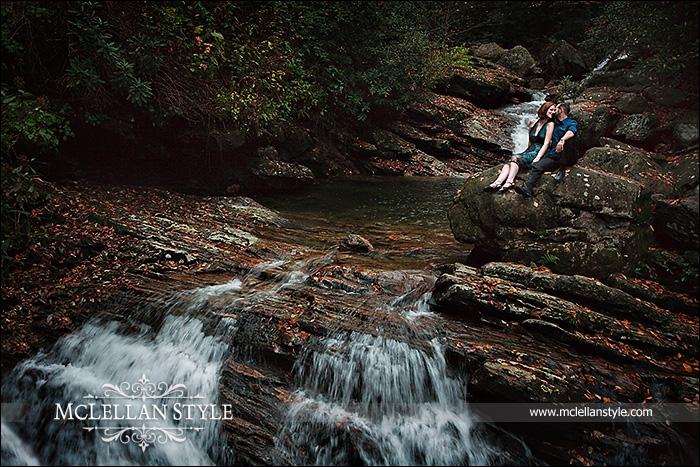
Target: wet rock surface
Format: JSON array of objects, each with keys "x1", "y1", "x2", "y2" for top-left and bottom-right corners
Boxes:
[
  {"x1": 4, "y1": 39, "x2": 699, "y2": 465},
  {"x1": 87, "y1": 183, "x2": 697, "y2": 466}
]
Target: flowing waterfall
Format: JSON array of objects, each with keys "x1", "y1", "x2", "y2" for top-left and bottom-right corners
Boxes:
[
  {"x1": 3, "y1": 174, "x2": 537, "y2": 465},
  {"x1": 0, "y1": 253, "x2": 336, "y2": 466},
  {"x1": 275, "y1": 332, "x2": 497, "y2": 466},
  {"x1": 1, "y1": 418, "x2": 41, "y2": 466},
  {"x1": 0, "y1": 284, "x2": 240, "y2": 466},
  {"x1": 497, "y1": 92, "x2": 547, "y2": 153}
]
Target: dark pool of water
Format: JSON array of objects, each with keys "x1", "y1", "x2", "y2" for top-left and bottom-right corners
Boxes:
[
  {"x1": 256, "y1": 175, "x2": 470, "y2": 268},
  {"x1": 258, "y1": 176, "x2": 465, "y2": 229}
]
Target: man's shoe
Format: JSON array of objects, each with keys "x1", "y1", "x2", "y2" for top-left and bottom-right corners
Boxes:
[
  {"x1": 514, "y1": 185, "x2": 533, "y2": 197},
  {"x1": 554, "y1": 168, "x2": 566, "y2": 182}
]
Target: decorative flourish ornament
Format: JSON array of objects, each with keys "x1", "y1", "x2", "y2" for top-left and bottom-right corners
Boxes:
[
  {"x1": 77, "y1": 375, "x2": 207, "y2": 451},
  {"x1": 84, "y1": 424, "x2": 203, "y2": 452}
]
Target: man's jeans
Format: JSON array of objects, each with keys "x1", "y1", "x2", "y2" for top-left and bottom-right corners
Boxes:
[
  {"x1": 525, "y1": 156, "x2": 561, "y2": 190},
  {"x1": 525, "y1": 139, "x2": 577, "y2": 189}
]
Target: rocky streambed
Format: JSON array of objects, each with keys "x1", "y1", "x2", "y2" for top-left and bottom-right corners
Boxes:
[{"x1": 2, "y1": 177, "x2": 697, "y2": 466}]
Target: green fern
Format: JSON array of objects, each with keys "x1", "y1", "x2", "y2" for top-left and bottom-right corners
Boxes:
[
  {"x1": 559, "y1": 76, "x2": 584, "y2": 100},
  {"x1": 531, "y1": 253, "x2": 560, "y2": 269}
]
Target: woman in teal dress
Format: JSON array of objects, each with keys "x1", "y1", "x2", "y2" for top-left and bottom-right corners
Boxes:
[{"x1": 484, "y1": 101, "x2": 557, "y2": 192}]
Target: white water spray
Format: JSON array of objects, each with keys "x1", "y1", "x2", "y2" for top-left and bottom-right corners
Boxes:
[
  {"x1": 497, "y1": 92, "x2": 547, "y2": 154},
  {"x1": 1, "y1": 295, "x2": 234, "y2": 466},
  {"x1": 276, "y1": 332, "x2": 495, "y2": 466}
]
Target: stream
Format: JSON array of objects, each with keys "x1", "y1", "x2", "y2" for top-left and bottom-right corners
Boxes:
[{"x1": 1, "y1": 98, "x2": 547, "y2": 466}]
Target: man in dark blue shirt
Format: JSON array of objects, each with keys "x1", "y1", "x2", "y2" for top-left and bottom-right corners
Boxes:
[{"x1": 515, "y1": 103, "x2": 578, "y2": 197}]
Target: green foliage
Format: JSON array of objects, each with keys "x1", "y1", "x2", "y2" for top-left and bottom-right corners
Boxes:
[
  {"x1": 273, "y1": 1, "x2": 452, "y2": 125},
  {"x1": 5, "y1": 1, "x2": 698, "y2": 144},
  {"x1": 5, "y1": 0, "x2": 696, "y2": 166},
  {"x1": 64, "y1": 2, "x2": 156, "y2": 109},
  {"x1": 3, "y1": 1, "x2": 453, "y2": 135},
  {"x1": 1, "y1": 79, "x2": 69, "y2": 280},
  {"x1": 447, "y1": 45, "x2": 474, "y2": 71},
  {"x1": 1, "y1": 2, "x2": 57, "y2": 73},
  {"x1": 530, "y1": 253, "x2": 560, "y2": 269},
  {"x1": 679, "y1": 264, "x2": 699, "y2": 285},
  {"x1": 1, "y1": 84, "x2": 74, "y2": 155},
  {"x1": 1, "y1": 157, "x2": 52, "y2": 279},
  {"x1": 558, "y1": 76, "x2": 585, "y2": 100},
  {"x1": 635, "y1": 259, "x2": 698, "y2": 292},
  {"x1": 634, "y1": 262, "x2": 653, "y2": 277},
  {"x1": 583, "y1": 1, "x2": 699, "y2": 85}
]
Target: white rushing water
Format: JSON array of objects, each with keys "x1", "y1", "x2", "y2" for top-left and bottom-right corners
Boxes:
[
  {"x1": 496, "y1": 92, "x2": 547, "y2": 154},
  {"x1": 2, "y1": 250, "x2": 500, "y2": 466},
  {"x1": 2, "y1": 92, "x2": 552, "y2": 464},
  {"x1": 275, "y1": 333, "x2": 496, "y2": 466},
  {"x1": 0, "y1": 253, "x2": 340, "y2": 466},
  {"x1": 1, "y1": 287, "x2": 237, "y2": 466}
]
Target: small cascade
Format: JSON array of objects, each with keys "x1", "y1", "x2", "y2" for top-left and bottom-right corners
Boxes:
[
  {"x1": 393, "y1": 289, "x2": 435, "y2": 322},
  {"x1": 275, "y1": 332, "x2": 497, "y2": 466},
  {"x1": 0, "y1": 252, "x2": 341, "y2": 466},
  {"x1": 594, "y1": 52, "x2": 628, "y2": 71},
  {"x1": 1, "y1": 418, "x2": 40, "y2": 466},
  {"x1": 3, "y1": 171, "x2": 544, "y2": 466},
  {"x1": 386, "y1": 272, "x2": 437, "y2": 322},
  {"x1": 496, "y1": 92, "x2": 547, "y2": 153},
  {"x1": 1, "y1": 293, "x2": 235, "y2": 466}
]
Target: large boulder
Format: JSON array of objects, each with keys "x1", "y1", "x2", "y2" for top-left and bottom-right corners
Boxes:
[
  {"x1": 579, "y1": 138, "x2": 679, "y2": 198},
  {"x1": 436, "y1": 57, "x2": 530, "y2": 109},
  {"x1": 445, "y1": 71, "x2": 513, "y2": 109},
  {"x1": 368, "y1": 128, "x2": 418, "y2": 158},
  {"x1": 643, "y1": 86, "x2": 690, "y2": 107},
  {"x1": 582, "y1": 141, "x2": 698, "y2": 290},
  {"x1": 471, "y1": 42, "x2": 506, "y2": 62},
  {"x1": 295, "y1": 144, "x2": 362, "y2": 177},
  {"x1": 581, "y1": 58, "x2": 655, "y2": 91},
  {"x1": 664, "y1": 150, "x2": 700, "y2": 192},
  {"x1": 384, "y1": 92, "x2": 515, "y2": 163},
  {"x1": 274, "y1": 124, "x2": 315, "y2": 159},
  {"x1": 496, "y1": 45, "x2": 536, "y2": 77},
  {"x1": 570, "y1": 102, "x2": 614, "y2": 150},
  {"x1": 246, "y1": 145, "x2": 315, "y2": 193},
  {"x1": 673, "y1": 111, "x2": 700, "y2": 149},
  {"x1": 404, "y1": 152, "x2": 452, "y2": 176},
  {"x1": 614, "y1": 92, "x2": 653, "y2": 114},
  {"x1": 433, "y1": 261, "x2": 699, "y2": 467},
  {"x1": 653, "y1": 186, "x2": 700, "y2": 251},
  {"x1": 538, "y1": 40, "x2": 589, "y2": 80},
  {"x1": 448, "y1": 165, "x2": 653, "y2": 278},
  {"x1": 612, "y1": 113, "x2": 661, "y2": 146},
  {"x1": 654, "y1": 188, "x2": 700, "y2": 251},
  {"x1": 433, "y1": 262, "x2": 697, "y2": 355}
]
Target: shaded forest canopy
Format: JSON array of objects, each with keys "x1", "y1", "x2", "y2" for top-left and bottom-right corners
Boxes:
[
  {"x1": 3, "y1": 1, "x2": 698, "y2": 145},
  {"x1": 2, "y1": 1, "x2": 699, "y2": 279}
]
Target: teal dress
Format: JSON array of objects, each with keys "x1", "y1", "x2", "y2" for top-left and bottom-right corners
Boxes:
[{"x1": 512, "y1": 122, "x2": 548, "y2": 169}]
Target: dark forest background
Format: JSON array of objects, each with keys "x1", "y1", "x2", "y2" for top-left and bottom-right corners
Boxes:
[{"x1": 2, "y1": 1, "x2": 699, "y2": 278}]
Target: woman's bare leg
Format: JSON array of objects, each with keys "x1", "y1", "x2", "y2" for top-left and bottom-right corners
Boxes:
[
  {"x1": 497, "y1": 162, "x2": 521, "y2": 192},
  {"x1": 505, "y1": 162, "x2": 520, "y2": 184},
  {"x1": 491, "y1": 164, "x2": 511, "y2": 185}
]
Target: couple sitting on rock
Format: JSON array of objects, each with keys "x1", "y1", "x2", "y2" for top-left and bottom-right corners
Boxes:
[{"x1": 483, "y1": 101, "x2": 579, "y2": 197}]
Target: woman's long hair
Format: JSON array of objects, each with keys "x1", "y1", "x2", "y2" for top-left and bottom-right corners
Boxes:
[{"x1": 537, "y1": 101, "x2": 556, "y2": 119}]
